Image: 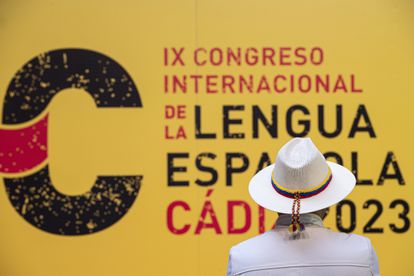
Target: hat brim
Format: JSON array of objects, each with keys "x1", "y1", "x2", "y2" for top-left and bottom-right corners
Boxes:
[{"x1": 248, "y1": 161, "x2": 356, "y2": 214}]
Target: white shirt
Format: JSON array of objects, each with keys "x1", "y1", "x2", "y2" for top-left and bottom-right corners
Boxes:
[{"x1": 227, "y1": 213, "x2": 380, "y2": 276}]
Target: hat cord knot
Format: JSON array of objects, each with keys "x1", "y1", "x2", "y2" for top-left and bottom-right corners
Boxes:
[{"x1": 288, "y1": 192, "x2": 305, "y2": 233}]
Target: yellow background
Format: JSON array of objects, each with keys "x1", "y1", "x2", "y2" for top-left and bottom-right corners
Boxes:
[{"x1": 0, "y1": 0, "x2": 413, "y2": 275}]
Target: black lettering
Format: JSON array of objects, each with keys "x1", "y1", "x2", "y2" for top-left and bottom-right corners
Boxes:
[
  {"x1": 318, "y1": 105, "x2": 342, "y2": 138},
  {"x1": 195, "y1": 105, "x2": 216, "y2": 139},
  {"x1": 226, "y1": 153, "x2": 249, "y2": 186},
  {"x1": 252, "y1": 105, "x2": 277, "y2": 138},
  {"x1": 168, "y1": 153, "x2": 189, "y2": 186},
  {"x1": 336, "y1": 200, "x2": 356, "y2": 233},
  {"x1": 255, "y1": 152, "x2": 272, "y2": 174},
  {"x1": 195, "y1": 153, "x2": 218, "y2": 186},
  {"x1": 363, "y1": 199, "x2": 383, "y2": 233},
  {"x1": 348, "y1": 104, "x2": 376, "y2": 138},
  {"x1": 352, "y1": 152, "x2": 373, "y2": 185},
  {"x1": 286, "y1": 105, "x2": 310, "y2": 137},
  {"x1": 323, "y1": 151, "x2": 343, "y2": 165},
  {"x1": 378, "y1": 151, "x2": 405, "y2": 185},
  {"x1": 223, "y1": 105, "x2": 245, "y2": 139}
]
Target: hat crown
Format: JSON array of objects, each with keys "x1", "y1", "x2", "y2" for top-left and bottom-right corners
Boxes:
[{"x1": 273, "y1": 138, "x2": 329, "y2": 191}]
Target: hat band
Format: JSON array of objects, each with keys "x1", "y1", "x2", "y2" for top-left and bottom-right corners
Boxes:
[{"x1": 271, "y1": 168, "x2": 332, "y2": 199}]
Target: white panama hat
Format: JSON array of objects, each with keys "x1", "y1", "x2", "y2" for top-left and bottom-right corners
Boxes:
[{"x1": 249, "y1": 137, "x2": 356, "y2": 218}]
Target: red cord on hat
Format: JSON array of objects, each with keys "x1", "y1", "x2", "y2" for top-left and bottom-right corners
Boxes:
[{"x1": 288, "y1": 192, "x2": 305, "y2": 234}]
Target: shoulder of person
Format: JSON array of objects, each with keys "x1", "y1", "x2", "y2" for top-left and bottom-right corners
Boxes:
[
  {"x1": 324, "y1": 229, "x2": 375, "y2": 251},
  {"x1": 229, "y1": 229, "x2": 375, "y2": 261},
  {"x1": 229, "y1": 230, "x2": 275, "y2": 253},
  {"x1": 227, "y1": 229, "x2": 378, "y2": 276}
]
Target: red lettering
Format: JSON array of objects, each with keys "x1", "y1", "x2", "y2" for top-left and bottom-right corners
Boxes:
[
  {"x1": 167, "y1": 201, "x2": 191, "y2": 234},
  {"x1": 227, "y1": 201, "x2": 251, "y2": 234}
]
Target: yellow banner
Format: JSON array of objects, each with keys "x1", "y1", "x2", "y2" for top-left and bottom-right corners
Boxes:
[{"x1": 0, "y1": 0, "x2": 413, "y2": 275}]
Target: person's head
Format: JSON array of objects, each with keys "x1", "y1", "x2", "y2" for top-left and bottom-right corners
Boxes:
[
  {"x1": 310, "y1": 207, "x2": 329, "y2": 220},
  {"x1": 250, "y1": 137, "x2": 356, "y2": 234},
  {"x1": 278, "y1": 207, "x2": 330, "y2": 220}
]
